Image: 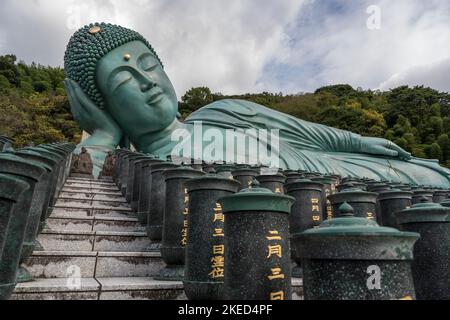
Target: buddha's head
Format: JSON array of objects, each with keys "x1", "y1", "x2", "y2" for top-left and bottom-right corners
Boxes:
[{"x1": 64, "y1": 23, "x2": 178, "y2": 141}]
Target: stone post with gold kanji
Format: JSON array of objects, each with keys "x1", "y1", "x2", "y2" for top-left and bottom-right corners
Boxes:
[
  {"x1": 219, "y1": 181, "x2": 295, "y2": 300},
  {"x1": 154, "y1": 167, "x2": 205, "y2": 281},
  {"x1": 183, "y1": 175, "x2": 240, "y2": 300}
]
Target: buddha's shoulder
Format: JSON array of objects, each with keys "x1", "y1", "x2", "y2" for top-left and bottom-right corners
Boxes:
[{"x1": 193, "y1": 99, "x2": 269, "y2": 117}]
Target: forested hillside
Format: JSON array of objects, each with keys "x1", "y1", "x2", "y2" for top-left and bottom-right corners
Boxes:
[{"x1": 1, "y1": 55, "x2": 450, "y2": 166}]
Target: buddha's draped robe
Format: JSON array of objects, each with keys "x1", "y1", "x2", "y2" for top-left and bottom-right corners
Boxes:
[{"x1": 186, "y1": 99, "x2": 450, "y2": 187}]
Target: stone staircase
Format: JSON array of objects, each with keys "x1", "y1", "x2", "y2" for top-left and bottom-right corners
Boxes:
[
  {"x1": 11, "y1": 176, "x2": 303, "y2": 300},
  {"x1": 11, "y1": 176, "x2": 185, "y2": 300}
]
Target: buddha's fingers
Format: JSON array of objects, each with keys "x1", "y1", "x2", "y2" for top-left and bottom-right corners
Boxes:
[
  {"x1": 379, "y1": 146, "x2": 399, "y2": 158},
  {"x1": 387, "y1": 142, "x2": 412, "y2": 160}
]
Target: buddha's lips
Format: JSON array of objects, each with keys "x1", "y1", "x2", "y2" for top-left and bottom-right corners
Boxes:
[{"x1": 146, "y1": 87, "x2": 164, "y2": 105}]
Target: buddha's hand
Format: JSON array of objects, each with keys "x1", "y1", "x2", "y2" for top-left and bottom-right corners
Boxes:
[
  {"x1": 360, "y1": 137, "x2": 411, "y2": 160},
  {"x1": 64, "y1": 79, "x2": 122, "y2": 149}
]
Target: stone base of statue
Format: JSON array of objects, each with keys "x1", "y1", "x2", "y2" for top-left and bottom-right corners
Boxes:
[{"x1": 154, "y1": 265, "x2": 185, "y2": 282}]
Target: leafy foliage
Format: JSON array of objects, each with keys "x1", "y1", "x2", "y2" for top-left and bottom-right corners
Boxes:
[{"x1": 0, "y1": 55, "x2": 80, "y2": 147}]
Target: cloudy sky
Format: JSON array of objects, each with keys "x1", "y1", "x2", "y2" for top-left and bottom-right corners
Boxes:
[{"x1": 0, "y1": 0, "x2": 449, "y2": 97}]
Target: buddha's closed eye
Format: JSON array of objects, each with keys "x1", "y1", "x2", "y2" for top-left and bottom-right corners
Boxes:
[{"x1": 111, "y1": 70, "x2": 133, "y2": 92}]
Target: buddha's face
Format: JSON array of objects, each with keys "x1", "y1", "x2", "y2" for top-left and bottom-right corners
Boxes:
[{"x1": 96, "y1": 41, "x2": 178, "y2": 142}]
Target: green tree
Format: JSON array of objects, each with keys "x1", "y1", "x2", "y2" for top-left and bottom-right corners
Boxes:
[
  {"x1": 181, "y1": 87, "x2": 214, "y2": 113},
  {"x1": 425, "y1": 143, "x2": 442, "y2": 160},
  {"x1": 437, "y1": 134, "x2": 450, "y2": 162}
]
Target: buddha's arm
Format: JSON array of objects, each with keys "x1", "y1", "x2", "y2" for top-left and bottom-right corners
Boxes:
[
  {"x1": 188, "y1": 99, "x2": 411, "y2": 160},
  {"x1": 300, "y1": 121, "x2": 411, "y2": 159}
]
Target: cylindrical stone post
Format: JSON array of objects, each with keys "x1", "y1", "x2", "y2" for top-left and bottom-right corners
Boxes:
[
  {"x1": 0, "y1": 154, "x2": 45, "y2": 299},
  {"x1": 137, "y1": 159, "x2": 164, "y2": 224},
  {"x1": 147, "y1": 163, "x2": 179, "y2": 246},
  {"x1": 131, "y1": 156, "x2": 157, "y2": 212},
  {"x1": 184, "y1": 175, "x2": 240, "y2": 300},
  {"x1": 312, "y1": 176, "x2": 336, "y2": 220},
  {"x1": 412, "y1": 189, "x2": 433, "y2": 204},
  {"x1": 126, "y1": 155, "x2": 149, "y2": 205},
  {"x1": 26, "y1": 147, "x2": 64, "y2": 207},
  {"x1": 292, "y1": 203, "x2": 419, "y2": 300},
  {"x1": 286, "y1": 179, "x2": 324, "y2": 278},
  {"x1": 14, "y1": 149, "x2": 58, "y2": 233},
  {"x1": 256, "y1": 173, "x2": 286, "y2": 194},
  {"x1": 0, "y1": 174, "x2": 30, "y2": 265},
  {"x1": 328, "y1": 187, "x2": 379, "y2": 222},
  {"x1": 219, "y1": 184, "x2": 295, "y2": 300},
  {"x1": 397, "y1": 202, "x2": 450, "y2": 300},
  {"x1": 232, "y1": 168, "x2": 260, "y2": 191},
  {"x1": 122, "y1": 154, "x2": 145, "y2": 199},
  {"x1": 155, "y1": 167, "x2": 205, "y2": 281},
  {"x1": 285, "y1": 173, "x2": 304, "y2": 186},
  {"x1": 7, "y1": 153, "x2": 52, "y2": 283},
  {"x1": 214, "y1": 164, "x2": 235, "y2": 179},
  {"x1": 377, "y1": 189, "x2": 413, "y2": 228},
  {"x1": 432, "y1": 190, "x2": 448, "y2": 204}
]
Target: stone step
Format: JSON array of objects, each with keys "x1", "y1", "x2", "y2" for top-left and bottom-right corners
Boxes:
[
  {"x1": 61, "y1": 187, "x2": 122, "y2": 196},
  {"x1": 11, "y1": 278, "x2": 185, "y2": 300},
  {"x1": 65, "y1": 180, "x2": 117, "y2": 186},
  {"x1": 58, "y1": 192, "x2": 127, "y2": 203},
  {"x1": 24, "y1": 251, "x2": 164, "y2": 278},
  {"x1": 61, "y1": 185, "x2": 121, "y2": 193},
  {"x1": 12, "y1": 278, "x2": 303, "y2": 300},
  {"x1": 54, "y1": 199, "x2": 131, "y2": 210},
  {"x1": 46, "y1": 216, "x2": 145, "y2": 232},
  {"x1": 11, "y1": 278, "x2": 101, "y2": 300},
  {"x1": 38, "y1": 230, "x2": 154, "y2": 252},
  {"x1": 68, "y1": 176, "x2": 113, "y2": 183},
  {"x1": 50, "y1": 207, "x2": 136, "y2": 219}
]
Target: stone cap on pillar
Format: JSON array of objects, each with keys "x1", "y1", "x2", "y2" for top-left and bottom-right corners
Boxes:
[
  {"x1": 397, "y1": 200, "x2": 450, "y2": 223},
  {"x1": 0, "y1": 153, "x2": 47, "y2": 181},
  {"x1": 285, "y1": 178, "x2": 324, "y2": 193},
  {"x1": 0, "y1": 173, "x2": 30, "y2": 202},
  {"x1": 186, "y1": 174, "x2": 241, "y2": 193},
  {"x1": 292, "y1": 202, "x2": 420, "y2": 261},
  {"x1": 219, "y1": 181, "x2": 295, "y2": 214}
]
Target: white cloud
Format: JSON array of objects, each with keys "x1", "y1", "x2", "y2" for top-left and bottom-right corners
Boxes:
[
  {"x1": 0, "y1": 0, "x2": 449, "y2": 95},
  {"x1": 259, "y1": 0, "x2": 450, "y2": 93},
  {"x1": 0, "y1": 0, "x2": 306, "y2": 96},
  {"x1": 379, "y1": 58, "x2": 450, "y2": 91}
]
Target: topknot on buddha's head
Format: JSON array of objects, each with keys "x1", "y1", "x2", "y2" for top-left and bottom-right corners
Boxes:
[{"x1": 64, "y1": 22, "x2": 163, "y2": 109}]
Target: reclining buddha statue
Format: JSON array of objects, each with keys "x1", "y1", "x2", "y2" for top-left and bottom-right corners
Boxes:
[{"x1": 64, "y1": 23, "x2": 450, "y2": 187}]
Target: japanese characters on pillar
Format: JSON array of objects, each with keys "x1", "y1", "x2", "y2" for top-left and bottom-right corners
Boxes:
[
  {"x1": 181, "y1": 188, "x2": 189, "y2": 247},
  {"x1": 210, "y1": 202, "x2": 225, "y2": 280},
  {"x1": 311, "y1": 198, "x2": 322, "y2": 224},
  {"x1": 266, "y1": 230, "x2": 286, "y2": 300}
]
